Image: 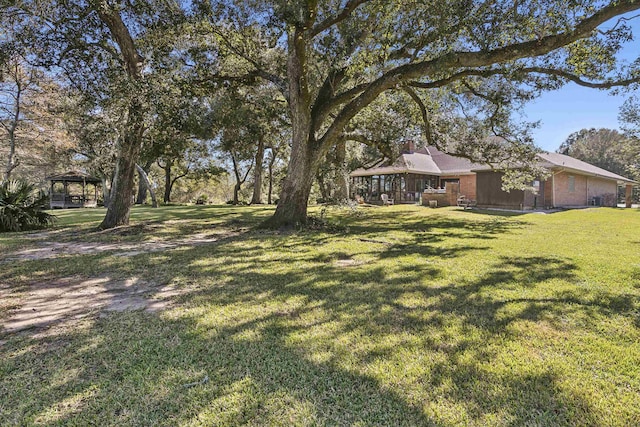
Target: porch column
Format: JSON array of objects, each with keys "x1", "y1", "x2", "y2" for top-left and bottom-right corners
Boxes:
[{"x1": 625, "y1": 184, "x2": 633, "y2": 208}]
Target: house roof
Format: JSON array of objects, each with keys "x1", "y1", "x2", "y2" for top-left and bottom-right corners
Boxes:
[
  {"x1": 350, "y1": 146, "x2": 637, "y2": 184},
  {"x1": 350, "y1": 146, "x2": 479, "y2": 177},
  {"x1": 536, "y1": 152, "x2": 636, "y2": 184},
  {"x1": 426, "y1": 146, "x2": 484, "y2": 175}
]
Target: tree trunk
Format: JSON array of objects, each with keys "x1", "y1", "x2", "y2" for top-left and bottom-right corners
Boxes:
[
  {"x1": 163, "y1": 162, "x2": 172, "y2": 203},
  {"x1": 4, "y1": 74, "x2": 21, "y2": 181},
  {"x1": 99, "y1": 102, "x2": 144, "y2": 229},
  {"x1": 230, "y1": 150, "x2": 253, "y2": 205},
  {"x1": 135, "y1": 163, "x2": 157, "y2": 208},
  {"x1": 136, "y1": 174, "x2": 147, "y2": 204},
  {"x1": 334, "y1": 138, "x2": 349, "y2": 201},
  {"x1": 135, "y1": 161, "x2": 152, "y2": 204},
  {"x1": 96, "y1": 6, "x2": 145, "y2": 229},
  {"x1": 233, "y1": 182, "x2": 240, "y2": 205},
  {"x1": 262, "y1": 134, "x2": 320, "y2": 228},
  {"x1": 251, "y1": 137, "x2": 265, "y2": 204},
  {"x1": 316, "y1": 172, "x2": 329, "y2": 201},
  {"x1": 100, "y1": 177, "x2": 111, "y2": 207},
  {"x1": 262, "y1": 27, "x2": 321, "y2": 228},
  {"x1": 267, "y1": 150, "x2": 276, "y2": 204},
  {"x1": 4, "y1": 134, "x2": 19, "y2": 180}
]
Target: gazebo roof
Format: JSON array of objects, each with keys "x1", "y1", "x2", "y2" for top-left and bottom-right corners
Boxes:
[{"x1": 47, "y1": 170, "x2": 102, "y2": 184}]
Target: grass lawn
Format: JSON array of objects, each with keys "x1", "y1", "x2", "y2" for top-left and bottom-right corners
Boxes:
[{"x1": 1, "y1": 204, "x2": 639, "y2": 426}]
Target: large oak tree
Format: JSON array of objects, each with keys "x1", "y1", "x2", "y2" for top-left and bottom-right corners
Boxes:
[
  {"x1": 190, "y1": 0, "x2": 640, "y2": 227},
  {"x1": 3, "y1": 0, "x2": 178, "y2": 228}
]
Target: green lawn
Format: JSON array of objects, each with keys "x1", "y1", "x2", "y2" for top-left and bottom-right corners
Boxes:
[{"x1": 1, "y1": 204, "x2": 639, "y2": 426}]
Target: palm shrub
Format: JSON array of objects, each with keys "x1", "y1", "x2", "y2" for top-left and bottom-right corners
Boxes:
[{"x1": 0, "y1": 180, "x2": 56, "y2": 232}]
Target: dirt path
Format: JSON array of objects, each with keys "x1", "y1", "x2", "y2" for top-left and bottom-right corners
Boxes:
[
  {"x1": 2, "y1": 231, "x2": 234, "y2": 262},
  {"x1": 2, "y1": 276, "x2": 184, "y2": 333},
  {"x1": 1, "y1": 230, "x2": 237, "y2": 335}
]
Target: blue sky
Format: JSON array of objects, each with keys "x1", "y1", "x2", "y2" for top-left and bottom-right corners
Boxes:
[
  {"x1": 524, "y1": 85, "x2": 631, "y2": 152},
  {"x1": 524, "y1": 13, "x2": 640, "y2": 152}
]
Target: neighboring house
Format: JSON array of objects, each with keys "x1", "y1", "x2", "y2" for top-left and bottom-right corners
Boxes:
[
  {"x1": 350, "y1": 145, "x2": 637, "y2": 208},
  {"x1": 350, "y1": 143, "x2": 480, "y2": 203},
  {"x1": 475, "y1": 152, "x2": 637, "y2": 209}
]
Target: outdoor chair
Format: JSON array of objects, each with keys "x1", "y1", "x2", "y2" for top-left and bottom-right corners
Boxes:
[
  {"x1": 381, "y1": 194, "x2": 395, "y2": 206},
  {"x1": 456, "y1": 195, "x2": 477, "y2": 210}
]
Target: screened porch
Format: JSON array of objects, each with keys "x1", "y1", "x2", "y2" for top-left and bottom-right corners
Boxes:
[{"x1": 351, "y1": 173, "x2": 443, "y2": 203}]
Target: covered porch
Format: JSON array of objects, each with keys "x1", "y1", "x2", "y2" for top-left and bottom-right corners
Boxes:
[
  {"x1": 47, "y1": 171, "x2": 101, "y2": 209},
  {"x1": 351, "y1": 173, "x2": 440, "y2": 203}
]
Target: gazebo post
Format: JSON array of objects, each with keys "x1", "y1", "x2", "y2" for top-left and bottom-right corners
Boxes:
[
  {"x1": 625, "y1": 184, "x2": 633, "y2": 208},
  {"x1": 63, "y1": 181, "x2": 68, "y2": 208}
]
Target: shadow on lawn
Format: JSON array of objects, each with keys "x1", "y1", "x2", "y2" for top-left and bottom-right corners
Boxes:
[{"x1": 1, "y1": 211, "x2": 637, "y2": 425}]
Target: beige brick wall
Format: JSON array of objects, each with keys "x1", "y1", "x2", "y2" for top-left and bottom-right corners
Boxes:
[
  {"x1": 552, "y1": 171, "x2": 617, "y2": 207},
  {"x1": 553, "y1": 172, "x2": 587, "y2": 206},
  {"x1": 586, "y1": 177, "x2": 617, "y2": 206}
]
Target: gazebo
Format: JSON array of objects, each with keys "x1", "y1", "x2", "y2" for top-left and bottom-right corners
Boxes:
[{"x1": 47, "y1": 171, "x2": 101, "y2": 209}]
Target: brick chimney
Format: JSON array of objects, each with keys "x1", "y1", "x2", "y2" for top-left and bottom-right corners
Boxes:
[{"x1": 401, "y1": 141, "x2": 416, "y2": 153}]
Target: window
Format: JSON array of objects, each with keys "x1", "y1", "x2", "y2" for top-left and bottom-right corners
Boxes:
[
  {"x1": 568, "y1": 176, "x2": 575, "y2": 192},
  {"x1": 532, "y1": 180, "x2": 540, "y2": 194},
  {"x1": 441, "y1": 178, "x2": 460, "y2": 189}
]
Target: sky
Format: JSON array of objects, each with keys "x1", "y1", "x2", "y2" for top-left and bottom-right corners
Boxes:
[
  {"x1": 524, "y1": 84, "x2": 631, "y2": 152},
  {"x1": 523, "y1": 13, "x2": 640, "y2": 152}
]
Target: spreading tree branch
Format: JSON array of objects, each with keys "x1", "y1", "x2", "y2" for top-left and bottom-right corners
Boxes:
[
  {"x1": 311, "y1": 0, "x2": 371, "y2": 37},
  {"x1": 401, "y1": 86, "x2": 434, "y2": 147},
  {"x1": 316, "y1": 0, "x2": 640, "y2": 150}
]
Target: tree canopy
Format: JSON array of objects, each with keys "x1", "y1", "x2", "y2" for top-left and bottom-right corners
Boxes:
[
  {"x1": 558, "y1": 127, "x2": 638, "y2": 179},
  {"x1": 185, "y1": 0, "x2": 640, "y2": 227},
  {"x1": 3, "y1": 0, "x2": 640, "y2": 227}
]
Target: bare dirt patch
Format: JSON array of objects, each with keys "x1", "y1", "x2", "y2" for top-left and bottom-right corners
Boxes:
[
  {"x1": 1, "y1": 226, "x2": 242, "y2": 335},
  {"x1": 2, "y1": 275, "x2": 189, "y2": 334},
  {"x1": 2, "y1": 231, "x2": 238, "y2": 262}
]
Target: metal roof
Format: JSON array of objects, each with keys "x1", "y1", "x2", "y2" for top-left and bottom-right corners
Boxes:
[{"x1": 351, "y1": 146, "x2": 637, "y2": 185}]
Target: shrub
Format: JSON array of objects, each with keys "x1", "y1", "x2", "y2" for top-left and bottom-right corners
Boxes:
[{"x1": 0, "y1": 180, "x2": 56, "y2": 232}]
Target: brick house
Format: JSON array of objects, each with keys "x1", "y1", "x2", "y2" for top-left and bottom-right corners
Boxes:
[
  {"x1": 474, "y1": 152, "x2": 637, "y2": 209},
  {"x1": 350, "y1": 147, "x2": 636, "y2": 208}
]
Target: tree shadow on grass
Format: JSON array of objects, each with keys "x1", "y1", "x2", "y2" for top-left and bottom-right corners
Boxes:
[
  {"x1": 2, "y1": 212, "x2": 639, "y2": 425},
  {"x1": 344, "y1": 211, "x2": 526, "y2": 236},
  {"x1": 0, "y1": 290, "x2": 601, "y2": 426}
]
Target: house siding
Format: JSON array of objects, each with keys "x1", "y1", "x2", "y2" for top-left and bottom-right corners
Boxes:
[{"x1": 476, "y1": 171, "x2": 526, "y2": 208}]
